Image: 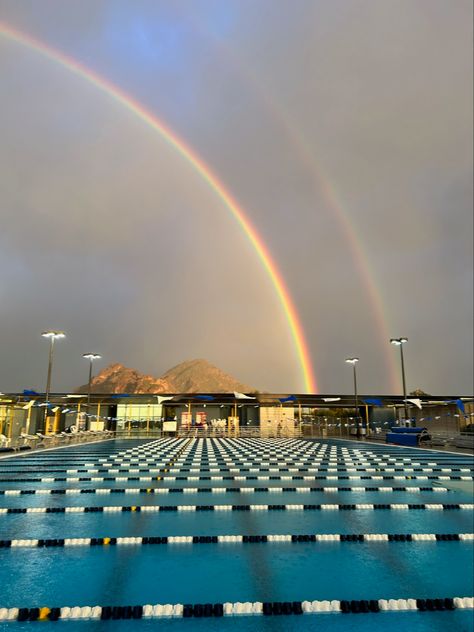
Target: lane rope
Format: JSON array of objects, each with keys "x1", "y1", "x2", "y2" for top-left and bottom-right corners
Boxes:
[
  {"x1": 0, "y1": 596, "x2": 472, "y2": 620},
  {"x1": 0, "y1": 474, "x2": 470, "y2": 483},
  {"x1": 1, "y1": 466, "x2": 471, "y2": 476},
  {"x1": 2, "y1": 502, "x2": 473, "y2": 514},
  {"x1": 0, "y1": 485, "x2": 450, "y2": 495},
  {"x1": 1, "y1": 532, "x2": 472, "y2": 549}
]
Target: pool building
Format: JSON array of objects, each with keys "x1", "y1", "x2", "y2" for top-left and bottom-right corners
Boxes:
[{"x1": 1, "y1": 391, "x2": 472, "y2": 443}]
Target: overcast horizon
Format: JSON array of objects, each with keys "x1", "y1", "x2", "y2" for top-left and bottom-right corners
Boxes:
[{"x1": 0, "y1": 0, "x2": 472, "y2": 396}]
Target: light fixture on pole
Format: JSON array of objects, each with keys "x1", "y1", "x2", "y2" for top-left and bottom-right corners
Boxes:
[
  {"x1": 42, "y1": 331, "x2": 65, "y2": 420},
  {"x1": 345, "y1": 358, "x2": 360, "y2": 437},
  {"x1": 390, "y1": 338, "x2": 409, "y2": 421},
  {"x1": 82, "y1": 354, "x2": 101, "y2": 425}
]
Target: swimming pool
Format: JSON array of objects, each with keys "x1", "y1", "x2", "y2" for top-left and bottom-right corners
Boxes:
[{"x1": 0, "y1": 437, "x2": 472, "y2": 631}]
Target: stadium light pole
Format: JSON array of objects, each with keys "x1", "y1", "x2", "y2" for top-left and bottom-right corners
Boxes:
[
  {"x1": 42, "y1": 331, "x2": 65, "y2": 404},
  {"x1": 82, "y1": 353, "x2": 101, "y2": 424},
  {"x1": 345, "y1": 358, "x2": 360, "y2": 437},
  {"x1": 390, "y1": 338, "x2": 409, "y2": 421},
  {"x1": 42, "y1": 331, "x2": 65, "y2": 426}
]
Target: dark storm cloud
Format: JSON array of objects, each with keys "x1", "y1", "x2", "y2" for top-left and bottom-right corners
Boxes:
[{"x1": 0, "y1": 0, "x2": 472, "y2": 394}]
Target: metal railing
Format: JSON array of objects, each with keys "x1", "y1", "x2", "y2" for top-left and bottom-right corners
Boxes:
[{"x1": 0, "y1": 430, "x2": 115, "y2": 453}]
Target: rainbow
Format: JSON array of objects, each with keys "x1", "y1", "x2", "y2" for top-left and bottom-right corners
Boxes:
[
  {"x1": 186, "y1": 18, "x2": 400, "y2": 392},
  {"x1": 265, "y1": 127, "x2": 401, "y2": 391},
  {"x1": 311, "y1": 172, "x2": 400, "y2": 392},
  {"x1": 0, "y1": 21, "x2": 317, "y2": 393}
]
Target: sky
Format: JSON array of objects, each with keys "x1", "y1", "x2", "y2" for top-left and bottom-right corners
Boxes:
[{"x1": 0, "y1": 0, "x2": 472, "y2": 395}]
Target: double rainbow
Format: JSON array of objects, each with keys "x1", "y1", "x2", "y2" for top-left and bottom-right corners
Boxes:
[{"x1": 0, "y1": 21, "x2": 317, "y2": 393}]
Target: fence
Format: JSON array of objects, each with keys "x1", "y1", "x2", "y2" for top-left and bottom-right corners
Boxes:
[{"x1": 0, "y1": 430, "x2": 114, "y2": 453}]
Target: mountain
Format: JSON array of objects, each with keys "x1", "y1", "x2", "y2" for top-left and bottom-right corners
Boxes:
[
  {"x1": 77, "y1": 359, "x2": 254, "y2": 394},
  {"x1": 77, "y1": 363, "x2": 170, "y2": 394},
  {"x1": 161, "y1": 359, "x2": 253, "y2": 393}
]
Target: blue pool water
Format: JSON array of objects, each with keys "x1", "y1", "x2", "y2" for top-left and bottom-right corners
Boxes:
[{"x1": 0, "y1": 437, "x2": 473, "y2": 631}]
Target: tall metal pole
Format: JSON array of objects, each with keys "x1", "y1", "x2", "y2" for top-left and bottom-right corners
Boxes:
[
  {"x1": 399, "y1": 343, "x2": 409, "y2": 421},
  {"x1": 87, "y1": 357, "x2": 93, "y2": 412},
  {"x1": 42, "y1": 331, "x2": 65, "y2": 429},
  {"x1": 353, "y1": 362, "x2": 359, "y2": 436},
  {"x1": 345, "y1": 358, "x2": 360, "y2": 438},
  {"x1": 85, "y1": 358, "x2": 93, "y2": 431},
  {"x1": 391, "y1": 338, "x2": 409, "y2": 422},
  {"x1": 45, "y1": 336, "x2": 55, "y2": 406},
  {"x1": 83, "y1": 354, "x2": 101, "y2": 431}
]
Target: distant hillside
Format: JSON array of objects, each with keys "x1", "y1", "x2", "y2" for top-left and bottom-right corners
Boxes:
[
  {"x1": 161, "y1": 359, "x2": 253, "y2": 393},
  {"x1": 77, "y1": 363, "x2": 169, "y2": 394},
  {"x1": 77, "y1": 359, "x2": 254, "y2": 394}
]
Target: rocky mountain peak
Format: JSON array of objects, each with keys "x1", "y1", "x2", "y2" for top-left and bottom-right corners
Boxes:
[{"x1": 77, "y1": 359, "x2": 254, "y2": 394}]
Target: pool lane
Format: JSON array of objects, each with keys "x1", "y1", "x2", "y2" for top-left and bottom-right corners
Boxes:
[
  {"x1": 0, "y1": 541, "x2": 472, "y2": 608},
  {"x1": 2, "y1": 502, "x2": 473, "y2": 539},
  {"x1": 0, "y1": 489, "x2": 464, "y2": 510}
]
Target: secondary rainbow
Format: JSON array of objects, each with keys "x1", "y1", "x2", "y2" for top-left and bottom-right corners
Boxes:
[
  {"x1": 187, "y1": 19, "x2": 400, "y2": 392},
  {"x1": 0, "y1": 21, "x2": 317, "y2": 393}
]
